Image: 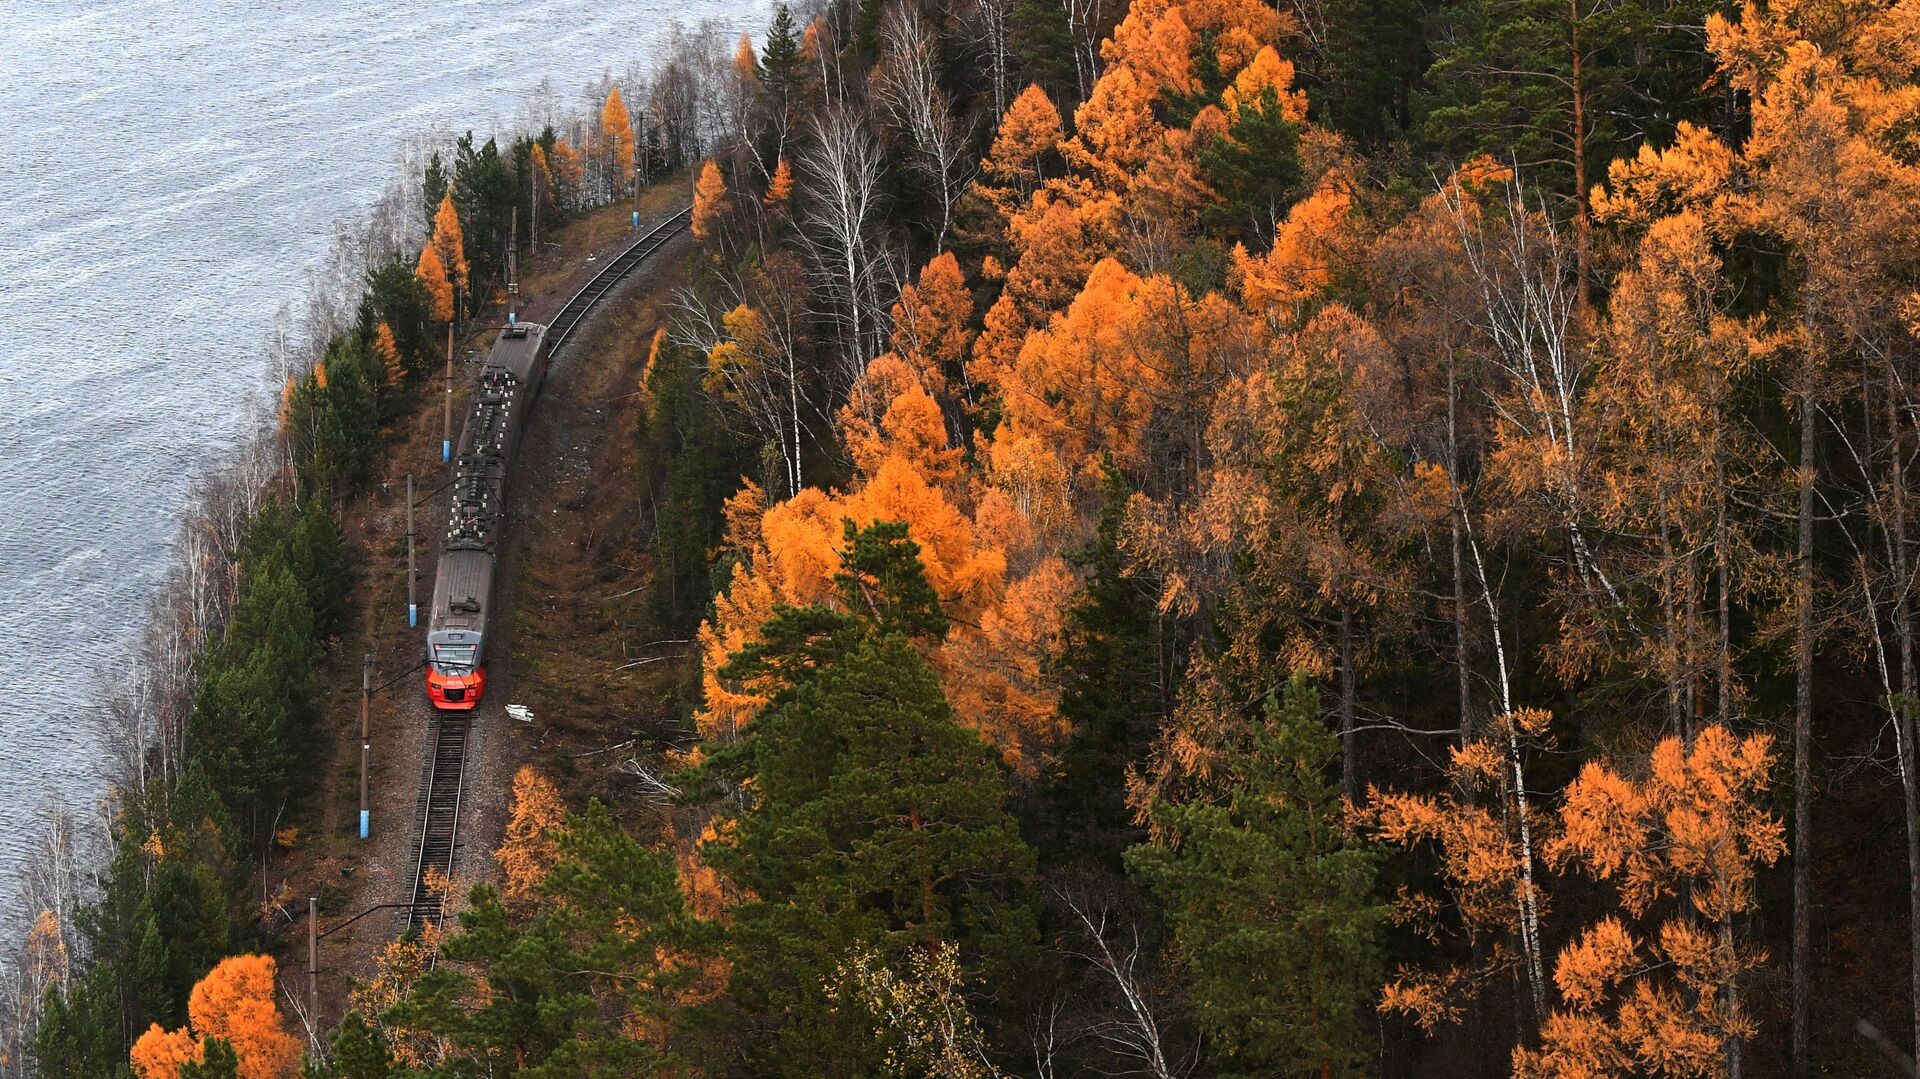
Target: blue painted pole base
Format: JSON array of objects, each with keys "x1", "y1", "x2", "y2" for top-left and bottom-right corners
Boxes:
[
  {"x1": 632, "y1": 210, "x2": 639, "y2": 228},
  {"x1": 442, "y1": 439, "x2": 450, "y2": 463},
  {"x1": 409, "y1": 603, "x2": 417, "y2": 627},
  {"x1": 359, "y1": 809, "x2": 369, "y2": 839}
]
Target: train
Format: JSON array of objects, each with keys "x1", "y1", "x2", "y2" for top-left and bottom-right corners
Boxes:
[{"x1": 424, "y1": 320, "x2": 550, "y2": 710}]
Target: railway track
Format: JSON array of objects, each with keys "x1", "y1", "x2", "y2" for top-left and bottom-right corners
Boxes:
[
  {"x1": 407, "y1": 712, "x2": 469, "y2": 931},
  {"x1": 546, "y1": 205, "x2": 691, "y2": 355},
  {"x1": 404, "y1": 204, "x2": 690, "y2": 936}
]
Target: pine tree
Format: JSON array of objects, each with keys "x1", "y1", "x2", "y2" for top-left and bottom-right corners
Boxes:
[
  {"x1": 1126, "y1": 673, "x2": 1387, "y2": 1078},
  {"x1": 639, "y1": 334, "x2": 750, "y2": 631},
  {"x1": 386, "y1": 801, "x2": 713, "y2": 1076},
  {"x1": 315, "y1": 1012, "x2": 394, "y2": 1079},
  {"x1": 421, "y1": 151, "x2": 447, "y2": 233},
  {"x1": 451, "y1": 132, "x2": 516, "y2": 304},
  {"x1": 178, "y1": 1039, "x2": 239, "y2": 1079},
  {"x1": 697, "y1": 521, "x2": 1037, "y2": 1075},
  {"x1": 1198, "y1": 81, "x2": 1304, "y2": 242},
  {"x1": 1320, "y1": 0, "x2": 1433, "y2": 147}
]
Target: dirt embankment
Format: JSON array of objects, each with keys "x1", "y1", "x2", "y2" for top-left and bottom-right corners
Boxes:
[{"x1": 277, "y1": 183, "x2": 695, "y2": 1022}]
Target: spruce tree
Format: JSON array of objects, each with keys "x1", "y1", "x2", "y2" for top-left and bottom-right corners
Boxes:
[
  {"x1": 1126, "y1": 674, "x2": 1387, "y2": 1078},
  {"x1": 1044, "y1": 462, "x2": 1167, "y2": 867},
  {"x1": 639, "y1": 338, "x2": 750, "y2": 631},
  {"x1": 179, "y1": 1039, "x2": 240, "y2": 1079},
  {"x1": 1320, "y1": 0, "x2": 1433, "y2": 147},
  {"x1": 363, "y1": 259, "x2": 433, "y2": 378},
  {"x1": 761, "y1": 5, "x2": 802, "y2": 107}
]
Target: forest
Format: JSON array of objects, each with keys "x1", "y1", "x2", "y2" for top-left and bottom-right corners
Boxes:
[{"x1": 12, "y1": 0, "x2": 1920, "y2": 1075}]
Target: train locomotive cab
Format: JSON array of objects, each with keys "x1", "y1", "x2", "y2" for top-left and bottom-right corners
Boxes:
[
  {"x1": 424, "y1": 551, "x2": 493, "y2": 710},
  {"x1": 426, "y1": 630, "x2": 485, "y2": 708}
]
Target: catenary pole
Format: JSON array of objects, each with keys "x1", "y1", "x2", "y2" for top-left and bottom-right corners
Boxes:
[
  {"x1": 307, "y1": 896, "x2": 319, "y2": 1043},
  {"x1": 406, "y1": 472, "x2": 416, "y2": 627},
  {"x1": 359, "y1": 653, "x2": 372, "y2": 839}
]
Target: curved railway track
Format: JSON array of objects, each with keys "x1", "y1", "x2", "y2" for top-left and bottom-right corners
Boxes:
[
  {"x1": 405, "y1": 204, "x2": 690, "y2": 934},
  {"x1": 546, "y1": 206, "x2": 692, "y2": 355}
]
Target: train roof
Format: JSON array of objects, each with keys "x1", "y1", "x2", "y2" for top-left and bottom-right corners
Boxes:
[
  {"x1": 488, "y1": 322, "x2": 548, "y2": 380},
  {"x1": 428, "y1": 549, "x2": 495, "y2": 638}
]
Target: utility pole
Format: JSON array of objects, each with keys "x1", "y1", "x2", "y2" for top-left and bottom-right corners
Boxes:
[
  {"x1": 359, "y1": 653, "x2": 372, "y2": 839},
  {"x1": 307, "y1": 896, "x2": 319, "y2": 1044},
  {"x1": 406, "y1": 472, "x2": 416, "y2": 627},
  {"x1": 507, "y1": 207, "x2": 518, "y2": 327},
  {"x1": 443, "y1": 293, "x2": 454, "y2": 464},
  {"x1": 632, "y1": 136, "x2": 640, "y2": 229},
  {"x1": 531, "y1": 156, "x2": 541, "y2": 253}
]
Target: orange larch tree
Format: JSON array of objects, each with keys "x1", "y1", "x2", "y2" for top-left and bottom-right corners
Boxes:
[
  {"x1": 414, "y1": 241, "x2": 453, "y2": 325},
  {"x1": 496, "y1": 765, "x2": 565, "y2": 905},
  {"x1": 1518, "y1": 725, "x2": 1786, "y2": 1078},
  {"x1": 132, "y1": 954, "x2": 302, "y2": 1079},
  {"x1": 692, "y1": 159, "x2": 728, "y2": 243},
  {"x1": 764, "y1": 154, "x2": 794, "y2": 209},
  {"x1": 1365, "y1": 711, "x2": 1556, "y2": 1044},
  {"x1": 601, "y1": 85, "x2": 636, "y2": 194},
  {"x1": 372, "y1": 321, "x2": 403, "y2": 386},
  {"x1": 428, "y1": 191, "x2": 468, "y2": 299}
]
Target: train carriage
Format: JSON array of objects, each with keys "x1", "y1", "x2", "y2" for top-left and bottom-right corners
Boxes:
[{"x1": 425, "y1": 321, "x2": 549, "y2": 709}]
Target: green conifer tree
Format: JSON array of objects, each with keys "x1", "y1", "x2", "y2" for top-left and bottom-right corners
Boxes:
[
  {"x1": 314, "y1": 1012, "x2": 395, "y2": 1079},
  {"x1": 697, "y1": 521, "x2": 1037, "y2": 1075},
  {"x1": 1044, "y1": 462, "x2": 1168, "y2": 867},
  {"x1": 387, "y1": 801, "x2": 709, "y2": 1077},
  {"x1": 180, "y1": 1038, "x2": 240, "y2": 1079},
  {"x1": 1126, "y1": 674, "x2": 1387, "y2": 1078}
]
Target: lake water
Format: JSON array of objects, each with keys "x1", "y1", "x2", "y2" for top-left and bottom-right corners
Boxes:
[{"x1": 0, "y1": 0, "x2": 768, "y2": 930}]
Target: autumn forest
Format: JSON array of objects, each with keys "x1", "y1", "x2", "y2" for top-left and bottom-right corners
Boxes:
[{"x1": 15, "y1": 0, "x2": 1920, "y2": 1075}]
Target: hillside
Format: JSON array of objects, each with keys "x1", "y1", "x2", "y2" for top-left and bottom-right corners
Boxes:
[{"x1": 18, "y1": 0, "x2": 1920, "y2": 1077}]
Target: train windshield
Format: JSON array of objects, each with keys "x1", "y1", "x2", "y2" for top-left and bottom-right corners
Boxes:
[{"x1": 433, "y1": 644, "x2": 478, "y2": 671}]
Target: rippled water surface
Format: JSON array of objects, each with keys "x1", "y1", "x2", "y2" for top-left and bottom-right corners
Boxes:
[{"x1": 0, "y1": 0, "x2": 767, "y2": 928}]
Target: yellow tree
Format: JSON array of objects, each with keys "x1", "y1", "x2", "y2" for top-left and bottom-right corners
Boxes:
[
  {"x1": 1230, "y1": 177, "x2": 1358, "y2": 328},
  {"x1": 1518, "y1": 726, "x2": 1786, "y2": 1078},
  {"x1": 887, "y1": 251, "x2": 974, "y2": 400},
  {"x1": 732, "y1": 33, "x2": 759, "y2": 83},
  {"x1": 414, "y1": 241, "x2": 452, "y2": 325},
  {"x1": 601, "y1": 86, "x2": 635, "y2": 193},
  {"x1": 429, "y1": 191, "x2": 468, "y2": 298},
  {"x1": 970, "y1": 190, "x2": 1121, "y2": 395},
  {"x1": 1366, "y1": 711, "x2": 1556, "y2": 1041},
  {"x1": 372, "y1": 321, "x2": 403, "y2": 385},
  {"x1": 692, "y1": 159, "x2": 727, "y2": 243},
  {"x1": 764, "y1": 155, "x2": 794, "y2": 209},
  {"x1": 549, "y1": 136, "x2": 585, "y2": 207},
  {"x1": 966, "y1": 83, "x2": 1064, "y2": 231},
  {"x1": 131, "y1": 954, "x2": 302, "y2": 1079},
  {"x1": 496, "y1": 765, "x2": 565, "y2": 904}
]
